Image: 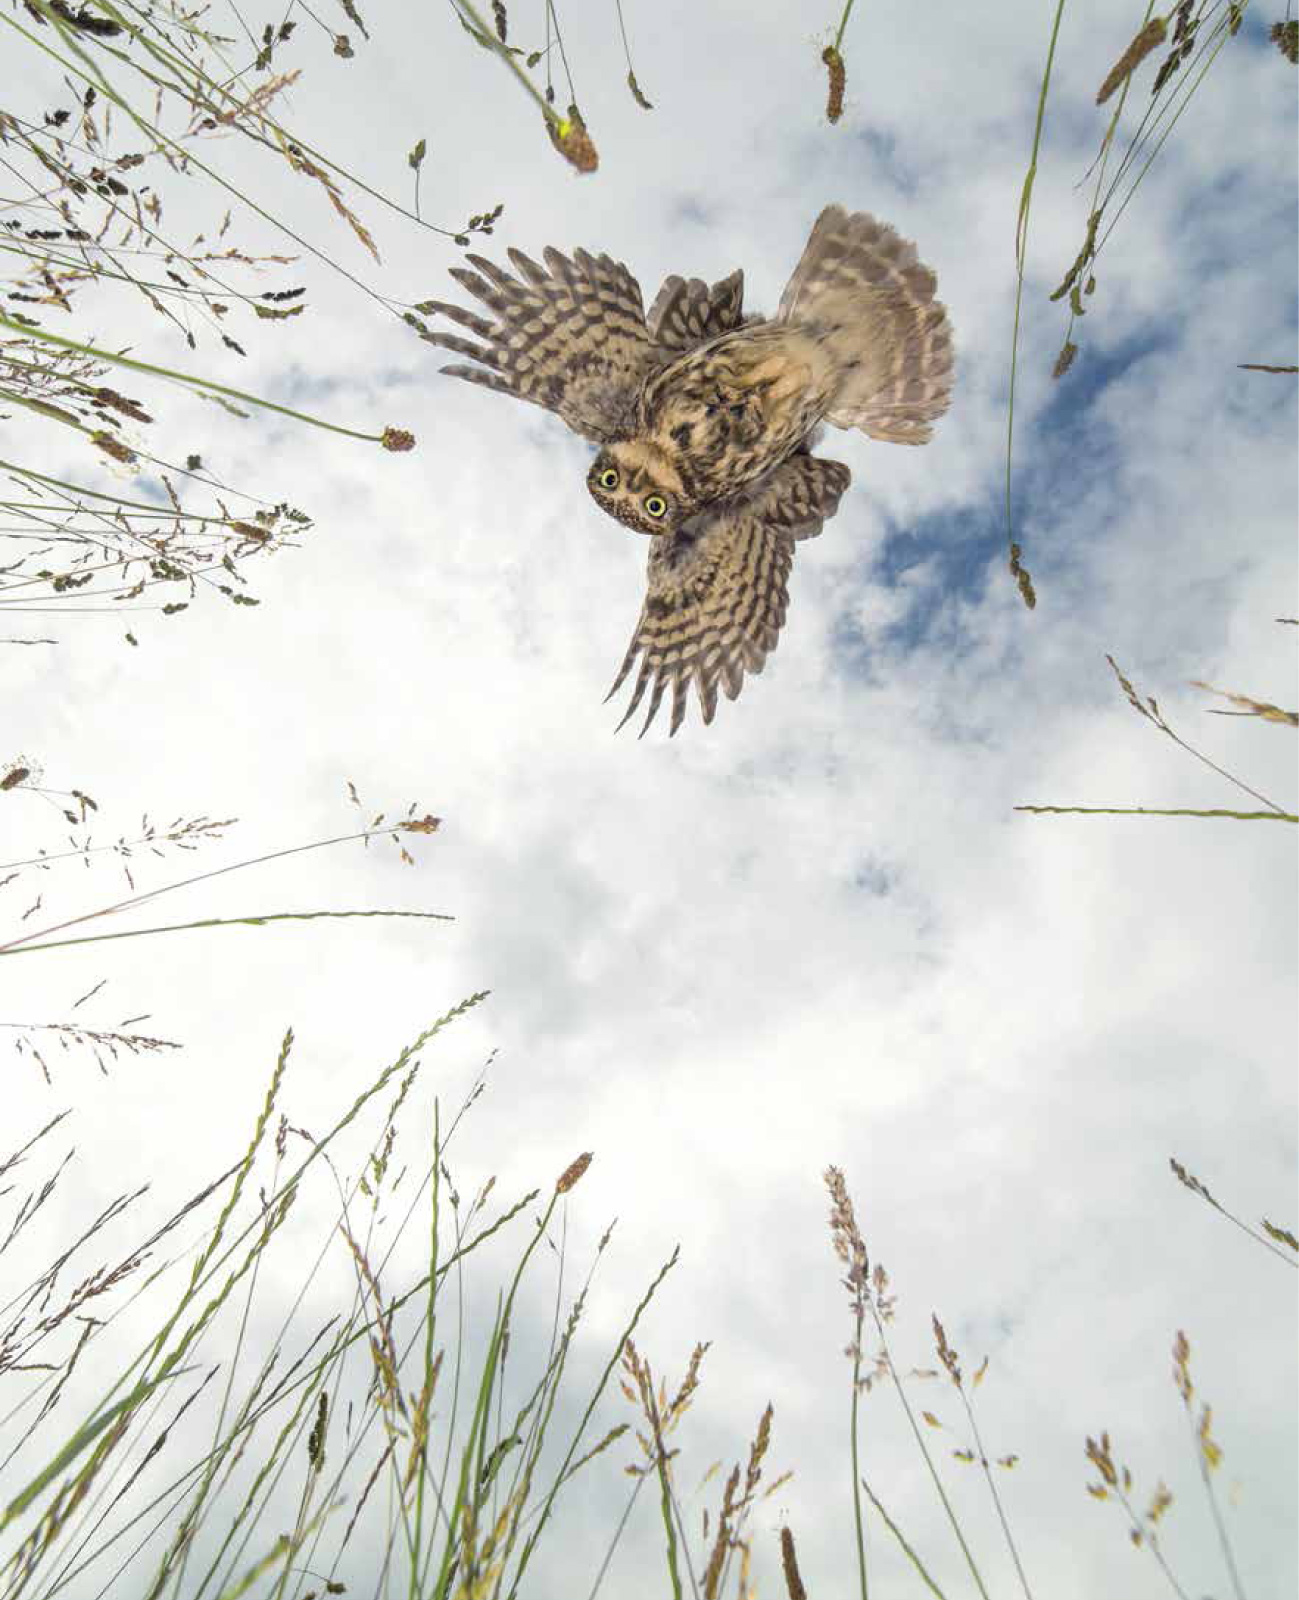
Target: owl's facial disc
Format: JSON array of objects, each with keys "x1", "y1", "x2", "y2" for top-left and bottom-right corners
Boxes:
[{"x1": 587, "y1": 443, "x2": 686, "y2": 536}]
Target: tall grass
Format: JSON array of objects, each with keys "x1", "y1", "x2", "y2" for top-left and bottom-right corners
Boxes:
[{"x1": 4, "y1": 2, "x2": 1295, "y2": 1595}]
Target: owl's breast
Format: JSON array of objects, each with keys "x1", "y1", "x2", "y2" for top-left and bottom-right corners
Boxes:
[{"x1": 638, "y1": 327, "x2": 835, "y2": 505}]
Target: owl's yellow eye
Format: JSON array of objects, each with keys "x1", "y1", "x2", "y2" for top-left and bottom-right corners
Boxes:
[
  {"x1": 643, "y1": 494, "x2": 668, "y2": 520},
  {"x1": 597, "y1": 467, "x2": 620, "y2": 491}
]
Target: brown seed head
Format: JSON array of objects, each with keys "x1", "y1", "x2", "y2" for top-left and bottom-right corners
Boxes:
[
  {"x1": 90, "y1": 431, "x2": 137, "y2": 465},
  {"x1": 627, "y1": 69, "x2": 653, "y2": 110},
  {"x1": 555, "y1": 1151, "x2": 592, "y2": 1193},
  {"x1": 822, "y1": 46, "x2": 846, "y2": 124},
  {"x1": 1172, "y1": 1329, "x2": 1192, "y2": 1403},
  {"x1": 92, "y1": 387, "x2": 151, "y2": 423},
  {"x1": 1097, "y1": 17, "x2": 1167, "y2": 104},
  {"x1": 1084, "y1": 1429, "x2": 1118, "y2": 1488},
  {"x1": 546, "y1": 105, "x2": 598, "y2": 174},
  {"x1": 780, "y1": 1526, "x2": 807, "y2": 1600},
  {"x1": 823, "y1": 1165, "x2": 868, "y2": 1292},
  {"x1": 933, "y1": 1314, "x2": 962, "y2": 1387},
  {"x1": 1009, "y1": 542, "x2": 1036, "y2": 609},
  {"x1": 1052, "y1": 340, "x2": 1078, "y2": 380},
  {"x1": 1146, "y1": 1479, "x2": 1173, "y2": 1523}
]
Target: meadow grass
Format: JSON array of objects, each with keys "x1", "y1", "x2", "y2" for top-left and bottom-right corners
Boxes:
[
  {"x1": 4, "y1": 1082, "x2": 1291, "y2": 1596},
  {"x1": 4, "y1": 2, "x2": 1295, "y2": 1595}
]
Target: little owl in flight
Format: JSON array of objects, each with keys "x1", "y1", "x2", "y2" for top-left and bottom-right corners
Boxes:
[{"x1": 427, "y1": 205, "x2": 954, "y2": 735}]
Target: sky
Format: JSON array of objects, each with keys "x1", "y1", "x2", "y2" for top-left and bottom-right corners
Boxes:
[{"x1": 3, "y1": 3, "x2": 1297, "y2": 1598}]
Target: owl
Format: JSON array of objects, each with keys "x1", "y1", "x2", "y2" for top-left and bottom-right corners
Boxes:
[{"x1": 427, "y1": 205, "x2": 954, "y2": 733}]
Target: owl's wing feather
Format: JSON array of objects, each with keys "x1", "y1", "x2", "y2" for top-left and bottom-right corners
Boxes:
[
  {"x1": 606, "y1": 452, "x2": 851, "y2": 737},
  {"x1": 778, "y1": 205, "x2": 954, "y2": 445},
  {"x1": 646, "y1": 269, "x2": 745, "y2": 348},
  {"x1": 425, "y1": 246, "x2": 658, "y2": 443}
]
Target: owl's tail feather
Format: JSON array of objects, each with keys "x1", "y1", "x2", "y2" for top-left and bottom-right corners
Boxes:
[{"x1": 778, "y1": 205, "x2": 954, "y2": 445}]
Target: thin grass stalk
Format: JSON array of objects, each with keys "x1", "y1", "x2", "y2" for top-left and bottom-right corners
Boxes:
[
  {"x1": 849, "y1": 1294, "x2": 868, "y2": 1600},
  {"x1": 452, "y1": 0, "x2": 566, "y2": 128},
  {"x1": 447, "y1": 1181, "x2": 584, "y2": 1581},
  {"x1": 269, "y1": 1409, "x2": 332, "y2": 1600},
  {"x1": 1015, "y1": 805, "x2": 1296, "y2": 822},
  {"x1": 1006, "y1": 0, "x2": 1068, "y2": 549},
  {"x1": 1096, "y1": 3, "x2": 1251, "y2": 245},
  {"x1": 0, "y1": 455, "x2": 287, "y2": 523},
  {"x1": 1056, "y1": 3, "x2": 1154, "y2": 357},
  {"x1": 16, "y1": 1107, "x2": 292, "y2": 1580},
  {"x1": 16, "y1": 999, "x2": 487, "y2": 1549},
  {"x1": 174, "y1": 1334, "x2": 339, "y2": 1598},
  {"x1": 204, "y1": 1360, "x2": 327, "y2": 1597},
  {"x1": 433, "y1": 1221, "x2": 472, "y2": 1587},
  {"x1": 832, "y1": 0, "x2": 858, "y2": 51},
  {"x1": 188, "y1": 1074, "x2": 433, "y2": 1593},
  {"x1": 54, "y1": 1369, "x2": 224, "y2": 1597},
  {"x1": 0, "y1": 311, "x2": 392, "y2": 447},
  {"x1": 670, "y1": 1459, "x2": 706, "y2": 1600},
  {"x1": 75, "y1": 0, "x2": 467, "y2": 242},
  {"x1": 873, "y1": 1315, "x2": 990, "y2": 1600},
  {"x1": 182, "y1": 1072, "x2": 495, "y2": 1593},
  {"x1": 1095, "y1": 13, "x2": 1241, "y2": 259},
  {"x1": 653, "y1": 1441, "x2": 684, "y2": 1600},
  {"x1": 53, "y1": 1179, "x2": 523, "y2": 1599},
  {"x1": 860, "y1": 1479, "x2": 948, "y2": 1599},
  {"x1": 434, "y1": 1187, "x2": 560, "y2": 1586},
  {"x1": 1169, "y1": 1158, "x2": 1299, "y2": 1268},
  {"x1": 504, "y1": 1246, "x2": 681, "y2": 1598},
  {"x1": 7, "y1": 3, "x2": 398, "y2": 313},
  {"x1": 411, "y1": 1099, "x2": 444, "y2": 1589},
  {"x1": 1, "y1": 909, "x2": 453, "y2": 959},
  {"x1": 0, "y1": 822, "x2": 441, "y2": 957},
  {"x1": 430, "y1": 1292, "x2": 509, "y2": 1597},
  {"x1": 1183, "y1": 1408, "x2": 1245, "y2": 1600},
  {"x1": 169, "y1": 1133, "x2": 296, "y2": 1599},
  {"x1": 543, "y1": 0, "x2": 578, "y2": 106},
  {"x1": 490, "y1": 1249, "x2": 619, "y2": 1592},
  {"x1": 1094, "y1": 13, "x2": 1188, "y2": 202},
  {"x1": 211, "y1": 1500, "x2": 336, "y2": 1600},
  {"x1": 0, "y1": 1375, "x2": 174, "y2": 1531},
  {"x1": 583, "y1": 1475, "x2": 648, "y2": 1600},
  {"x1": 216, "y1": 1187, "x2": 528, "y2": 1594},
  {"x1": 956, "y1": 1388, "x2": 1032, "y2": 1600}
]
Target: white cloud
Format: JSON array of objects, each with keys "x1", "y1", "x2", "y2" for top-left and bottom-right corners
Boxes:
[{"x1": 4, "y1": 3, "x2": 1295, "y2": 1597}]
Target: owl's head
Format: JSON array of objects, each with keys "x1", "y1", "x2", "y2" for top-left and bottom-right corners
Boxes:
[{"x1": 587, "y1": 441, "x2": 690, "y2": 535}]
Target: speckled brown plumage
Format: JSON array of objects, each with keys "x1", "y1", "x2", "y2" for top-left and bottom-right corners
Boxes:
[
  {"x1": 607, "y1": 450, "x2": 851, "y2": 736},
  {"x1": 427, "y1": 206, "x2": 954, "y2": 734}
]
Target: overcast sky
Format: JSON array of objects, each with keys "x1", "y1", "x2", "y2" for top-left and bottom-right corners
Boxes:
[{"x1": 4, "y1": 3, "x2": 1297, "y2": 1597}]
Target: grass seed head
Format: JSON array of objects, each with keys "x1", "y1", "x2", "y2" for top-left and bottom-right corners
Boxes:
[
  {"x1": 1096, "y1": 18, "x2": 1167, "y2": 105},
  {"x1": 779, "y1": 1525, "x2": 807, "y2": 1600},
  {"x1": 555, "y1": 1150, "x2": 592, "y2": 1193},
  {"x1": 822, "y1": 46, "x2": 846, "y2": 124},
  {"x1": 1052, "y1": 340, "x2": 1078, "y2": 379}
]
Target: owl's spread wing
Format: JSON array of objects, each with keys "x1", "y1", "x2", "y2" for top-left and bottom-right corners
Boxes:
[
  {"x1": 645, "y1": 269, "x2": 745, "y2": 348},
  {"x1": 425, "y1": 247, "x2": 656, "y2": 443},
  {"x1": 777, "y1": 205, "x2": 954, "y2": 445},
  {"x1": 606, "y1": 452, "x2": 851, "y2": 737}
]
